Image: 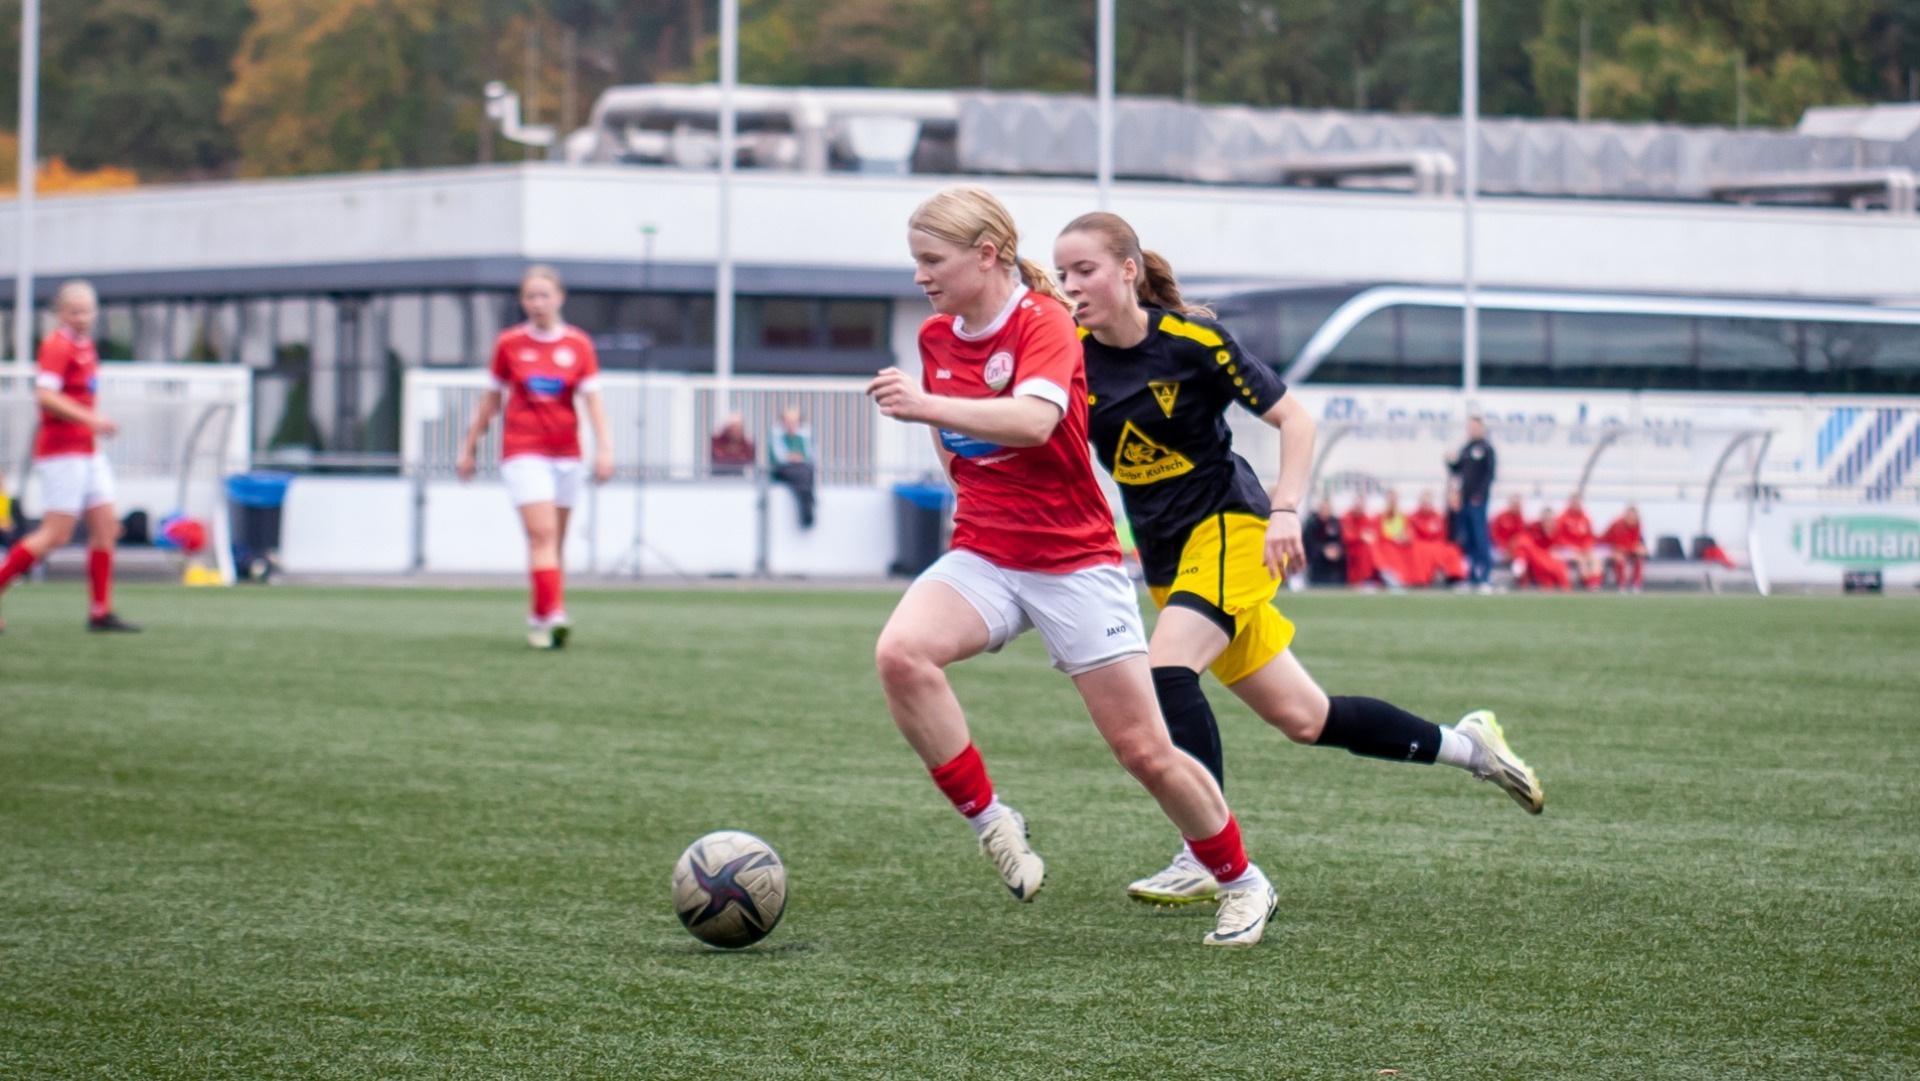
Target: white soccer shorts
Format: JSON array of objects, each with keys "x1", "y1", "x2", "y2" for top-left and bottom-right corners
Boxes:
[
  {"x1": 919, "y1": 547, "x2": 1148, "y2": 676},
  {"x1": 34, "y1": 453, "x2": 117, "y2": 516},
  {"x1": 500, "y1": 455, "x2": 585, "y2": 509}
]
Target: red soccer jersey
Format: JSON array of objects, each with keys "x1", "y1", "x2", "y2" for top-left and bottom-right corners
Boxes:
[
  {"x1": 489, "y1": 323, "x2": 601, "y2": 460},
  {"x1": 1553, "y1": 509, "x2": 1596, "y2": 550},
  {"x1": 1409, "y1": 508, "x2": 1449, "y2": 542},
  {"x1": 1601, "y1": 517, "x2": 1644, "y2": 550},
  {"x1": 35, "y1": 327, "x2": 99, "y2": 458},
  {"x1": 919, "y1": 286, "x2": 1119, "y2": 574},
  {"x1": 1491, "y1": 509, "x2": 1526, "y2": 551}
]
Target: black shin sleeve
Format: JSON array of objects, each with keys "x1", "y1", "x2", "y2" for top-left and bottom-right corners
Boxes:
[
  {"x1": 1151, "y1": 666, "x2": 1224, "y2": 789},
  {"x1": 1318, "y1": 695, "x2": 1442, "y2": 764}
]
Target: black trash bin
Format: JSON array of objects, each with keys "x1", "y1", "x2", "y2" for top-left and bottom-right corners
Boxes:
[
  {"x1": 226, "y1": 472, "x2": 294, "y2": 581},
  {"x1": 890, "y1": 481, "x2": 953, "y2": 577}
]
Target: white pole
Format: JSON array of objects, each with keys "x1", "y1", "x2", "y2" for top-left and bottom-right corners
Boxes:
[
  {"x1": 714, "y1": 0, "x2": 738, "y2": 415},
  {"x1": 1096, "y1": 0, "x2": 1115, "y2": 209},
  {"x1": 13, "y1": 0, "x2": 39, "y2": 366},
  {"x1": 1460, "y1": 0, "x2": 1480, "y2": 397}
]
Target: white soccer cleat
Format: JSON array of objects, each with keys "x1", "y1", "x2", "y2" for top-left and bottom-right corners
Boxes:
[
  {"x1": 977, "y1": 808, "x2": 1045, "y2": 902},
  {"x1": 1457, "y1": 709, "x2": 1544, "y2": 815},
  {"x1": 1127, "y1": 848, "x2": 1219, "y2": 907},
  {"x1": 527, "y1": 625, "x2": 556, "y2": 650},
  {"x1": 1203, "y1": 871, "x2": 1278, "y2": 947}
]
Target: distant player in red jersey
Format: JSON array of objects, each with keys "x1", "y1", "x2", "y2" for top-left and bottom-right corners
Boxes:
[
  {"x1": 1056, "y1": 211, "x2": 1541, "y2": 906},
  {"x1": 866, "y1": 186, "x2": 1278, "y2": 946},
  {"x1": 456, "y1": 266, "x2": 613, "y2": 649},
  {"x1": 1551, "y1": 495, "x2": 1604, "y2": 589},
  {"x1": 0, "y1": 280, "x2": 139, "y2": 633},
  {"x1": 1601, "y1": 505, "x2": 1648, "y2": 592},
  {"x1": 1489, "y1": 493, "x2": 1527, "y2": 563}
]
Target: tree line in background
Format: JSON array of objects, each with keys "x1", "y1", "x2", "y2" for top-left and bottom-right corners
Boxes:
[{"x1": 0, "y1": 0, "x2": 1911, "y2": 184}]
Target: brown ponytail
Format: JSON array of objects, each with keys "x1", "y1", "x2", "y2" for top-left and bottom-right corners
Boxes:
[{"x1": 1059, "y1": 211, "x2": 1213, "y2": 318}]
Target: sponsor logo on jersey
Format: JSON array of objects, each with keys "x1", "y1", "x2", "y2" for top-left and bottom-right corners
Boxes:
[
  {"x1": 939, "y1": 427, "x2": 1005, "y2": 460},
  {"x1": 554, "y1": 346, "x2": 576, "y2": 368},
  {"x1": 518, "y1": 349, "x2": 539, "y2": 364},
  {"x1": 1149, "y1": 381, "x2": 1180, "y2": 418},
  {"x1": 526, "y1": 374, "x2": 567, "y2": 398},
  {"x1": 935, "y1": 369, "x2": 953, "y2": 380},
  {"x1": 1111, "y1": 420, "x2": 1194, "y2": 485},
  {"x1": 983, "y1": 351, "x2": 1014, "y2": 391}
]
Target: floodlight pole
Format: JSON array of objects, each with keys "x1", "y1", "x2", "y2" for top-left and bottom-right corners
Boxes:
[
  {"x1": 1096, "y1": 0, "x2": 1115, "y2": 209},
  {"x1": 714, "y1": 0, "x2": 738, "y2": 416},
  {"x1": 12, "y1": 0, "x2": 39, "y2": 366},
  {"x1": 1460, "y1": 0, "x2": 1481, "y2": 397}
]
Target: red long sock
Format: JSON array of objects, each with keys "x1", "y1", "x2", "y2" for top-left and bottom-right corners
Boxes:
[
  {"x1": 530, "y1": 567, "x2": 561, "y2": 621},
  {"x1": 1187, "y1": 815, "x2": 1249, "y2": 883},
  {"x1": 929, "y1": 743, "x2": 995, "y2": 819},
  {"x1": 88, "y1": 549, "x2": 112, "y2": 618},
  {"x1": 0, "y1": 543, "x2": 34, "y2": 592},
  {"x1": 552, "y1": 565, "x2": 567, "y2": 617},
  {"x1": 1630, "y1": 556, "x2": 1644, "y2": 589}
]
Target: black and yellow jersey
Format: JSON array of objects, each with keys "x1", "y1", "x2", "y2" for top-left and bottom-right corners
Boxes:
[{"x1": 1083, "y1": 308, "x2": 1287, "y2": 584}]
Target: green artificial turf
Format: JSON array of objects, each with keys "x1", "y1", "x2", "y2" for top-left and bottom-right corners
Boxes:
[{"x1": 2, "y1": 584, "x2": 1916, "y2": 1080}]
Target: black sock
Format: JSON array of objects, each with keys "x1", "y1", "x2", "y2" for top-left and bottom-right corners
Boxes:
[
  {"x1": 1151, "y1": 665, "x2": 1224, "y2": 790},
  {"x1": 1317, "y1": 695, "x2": 1441, "y2": 764}
]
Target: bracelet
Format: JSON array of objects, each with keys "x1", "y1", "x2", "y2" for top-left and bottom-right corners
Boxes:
[{"x1": 1271, "y1": 507, "x2": 1299, "y2": 515}]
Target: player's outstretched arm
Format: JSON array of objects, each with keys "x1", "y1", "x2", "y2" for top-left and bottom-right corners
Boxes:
[
  {"x1": 866, "y1": 368, "x2": 1061, "y2": 447},
  {"x1": 1259, "y1": 394, "x2": 1315, "y2": 578},
  {"x1": 456, "y1": 389, "x2": 503, "y2": 482},
  {"x1": 35, "y1": 386, "x2": 116, "y2": 437}
]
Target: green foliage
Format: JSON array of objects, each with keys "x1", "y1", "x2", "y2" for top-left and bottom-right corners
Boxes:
[
  {"x1": 0, "y1": 586, "x2": 1916, "y2": 1078},
  {"x1": 0, "y1": 0, "x2": 253, "y2": 178}
]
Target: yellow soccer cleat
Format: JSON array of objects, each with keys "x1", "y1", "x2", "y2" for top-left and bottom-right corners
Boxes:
[
  {"x1": 1457, "y1": 710, "x2": 1544, "y2": 814},
  {"x1": 1126, "y1": 849, "x2": 1220, "y2": 907}
]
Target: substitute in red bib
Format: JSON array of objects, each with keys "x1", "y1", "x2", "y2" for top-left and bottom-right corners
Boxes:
[
  {"x1": 0, "y1": 280, "x2": 139, "y2": 633},
  {"x1": 456, "y1": 266, "x2": 613, "y2": 649},
  {"x1": 868, "y1": 186, "x2": 1278, "y2": 947},
  {"x1": 1055, "y1": 212, "x2": 1543, "y2": 907}
]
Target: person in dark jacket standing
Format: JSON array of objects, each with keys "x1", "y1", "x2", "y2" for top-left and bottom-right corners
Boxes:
[{"x1": 1447, "y1": 413, "x2": 1497, "y2": 591}]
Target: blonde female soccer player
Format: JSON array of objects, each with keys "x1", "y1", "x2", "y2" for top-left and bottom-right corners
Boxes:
[
  {"x1": 456, "y1": 266, "x2": 613, "y2": 648},
  {"x1": 866, "y1": 186, "x2": 1278, "y2": 946},
  {"x1": 1053, "y1": 211, "x2": 1543, "y2": 907},
  {"x1": 0, "y1": 280, "x2": 139, "y2": 633}
]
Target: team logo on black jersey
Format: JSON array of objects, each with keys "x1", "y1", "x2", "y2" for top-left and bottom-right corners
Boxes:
[
  {"x1": 1148, "y1": 381, "x2": 1180, "y2": 418},
  {"x1": 1112, "y1": 420, "x2": 1194, "y2": 485}
]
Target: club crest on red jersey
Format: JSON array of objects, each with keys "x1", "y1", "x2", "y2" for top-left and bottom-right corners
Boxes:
[
  {"x1": 554, "y1": 346, "x2": 576, "y2": 368},
  {"x1": 984, "y1": 351, "x2": 1013, "y2": 391}
]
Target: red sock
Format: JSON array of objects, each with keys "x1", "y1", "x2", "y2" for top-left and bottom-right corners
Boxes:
[
  {"x1": 1187, "y1": 815, "x2": 1249, "y2": 883},
  {"x1": 1630, "y1": 557, "x2": 1644, "y2": 589},
  {"x1": 88, "y1": 549, "x2": 113, "y2": 618},
  {"x1": 929, "y1": 743, "x2": 995, "y2": 819},
  {"x1": 530, "y1": 567, "x2": 561, "y2": 621},
  {"x1": 0, "y1": 543, "x2": 34, "y2": 591}
]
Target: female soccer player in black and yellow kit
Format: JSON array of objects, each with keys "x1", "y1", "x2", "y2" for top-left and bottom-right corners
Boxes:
[{"x1": 1054, "y1": 213, "x2": 1545, "y2": 907}]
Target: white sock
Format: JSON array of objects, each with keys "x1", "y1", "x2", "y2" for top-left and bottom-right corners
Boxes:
[
  {"x1": 1436, "y1": 726, "x2": 1476, "y2": 769},
  {"x1": 1215, "y1": 863, "x2": 1269, "y2": 893},
  {"x1": 966, "y1": 797, "x2": 1009, "y2": 836}
]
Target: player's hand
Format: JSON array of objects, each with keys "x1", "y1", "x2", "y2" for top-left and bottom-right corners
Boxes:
[
  {"x1": 593, "y1": 448, "x2": 614, "y2": 484},
  {"x1": 455, "y1": 447, "x2": 476, "y2": 482},
  {"x1": 91, "y1": 414, "x2": 118, "y2": 438},
  {"x1": 1264, "y1": 511, "x2": 1305, "y2": 580},
  {"x1": 866, "y1": 367, "x2": 932, "y2": 423}
]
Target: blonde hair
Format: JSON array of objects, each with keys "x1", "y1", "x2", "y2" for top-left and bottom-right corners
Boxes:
[
  {"x1": 909, "y1": 185, "x2": 1069, "y2": 307},
  {"x1": 54, "y1": 279, "x2": 97, "y2": 311},
  {"x1": 1058, "y1": 211, "x2": 1213, "y2": 317},
  {"x1": 520, "y1": 264, "x2": 565, "y2": 293}
]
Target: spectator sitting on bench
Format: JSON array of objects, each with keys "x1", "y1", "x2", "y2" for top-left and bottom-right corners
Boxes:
[
  {"x1": 1512, "y1": 505, "x2": 1572, "y2": 591},
  {"x1": 1303, "y1": 497, "x2": 1346, "y2": 586},
  {"x1": 709, "y1": 412, "x2": 756, "y2": 476},
  {"x1": 769, "y1": 406, "x2": 817, "y2": 529},
  {"x1": 1601, "y1": 505, "x2": 1647, "y2": 593},
  {"x1": 1550, "y1": 495, "x2": 1604, "y2": 590}
]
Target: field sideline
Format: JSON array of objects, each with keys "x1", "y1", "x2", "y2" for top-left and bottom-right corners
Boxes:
[{"x1": 2, "y1": 584, "x2": 1916, "y2": 1080}]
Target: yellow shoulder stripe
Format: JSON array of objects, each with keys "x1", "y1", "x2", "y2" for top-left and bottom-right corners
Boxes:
[
  {"x1": 1077, "y1": 326, "x2": 1090, "y2": 340},
  {"x1": 1157, "y1": 313, "x2": 1223, "y2": 348}
]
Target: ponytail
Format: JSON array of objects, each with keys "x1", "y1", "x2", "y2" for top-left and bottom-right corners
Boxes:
[
  {"x1": 1138, "y1": 250, "x2": 1213, "y2": 318},
  {"x1": 1016, "y1": 255, "x2": 1070, "y2": 308}
]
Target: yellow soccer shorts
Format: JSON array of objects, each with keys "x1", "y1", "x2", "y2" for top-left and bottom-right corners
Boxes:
[{"x1": 1145, "y1": 511, "x2": 1296, "y2": 686}]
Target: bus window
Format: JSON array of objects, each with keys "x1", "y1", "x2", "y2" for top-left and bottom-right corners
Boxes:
[
  {"x1": 1552, "y1": 312, "x2": 1695, "y2": 388},
  {"x1": 1479, "y1": 309, "x2": 1549, "y2": 386},
  {"x1": 1697, "y1": 317, "x2": 1799, "y2": 390}
]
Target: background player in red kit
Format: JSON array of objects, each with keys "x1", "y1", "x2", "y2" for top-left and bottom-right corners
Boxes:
[
  {"x1": 1602, "y1": 505, "x2": 1648, "y2": 592},
  {"x1": 0, "y1": 280, "x2": 139, "y2": 633},
  {"x1": 867, "y1": 186, "x2": 1279, "y2": 946},
  {"x1": 1056, "y1": 211, "x2": 1541, "y2": 907},
  {"x1": 456, "y1": 266, "x2": 613, "y2": 649}
]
